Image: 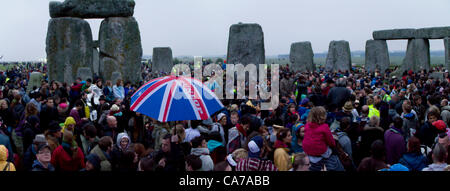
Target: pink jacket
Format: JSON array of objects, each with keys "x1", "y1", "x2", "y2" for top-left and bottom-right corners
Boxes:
[{"x1": 302, "y1": 122, "x2": 336, "y2": 156}]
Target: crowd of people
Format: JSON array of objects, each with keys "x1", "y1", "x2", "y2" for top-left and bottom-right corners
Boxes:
[{"x1": 0, "y1": 62, "x2": 449, "y2": 172}]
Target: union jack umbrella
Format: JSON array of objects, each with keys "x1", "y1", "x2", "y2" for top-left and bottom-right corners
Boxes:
[{"x1": 130, "y1": 75, "x2": 224, "y2": 122}]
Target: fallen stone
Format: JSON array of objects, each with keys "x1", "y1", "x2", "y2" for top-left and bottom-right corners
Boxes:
[
  {"x1": 365, "y1": 40, "x2": 390, "y2": 73},
  {"x1": 152, "y1": 47, "x2": 173, "y2": 73},
  {"x1": 49, "y1": 0, "x2": 135, "y2": 19},
  {"x1": 99, "y1": 17, "x2": 142, "y2": 84},
  {"x1": 325, "y1": 40, "x2": 351, "y2": 72},
  {"x1": 227, "y1": 23, "x2": 265, "y2": 65},
  {"x1": 46, "y1": 17, "x2": 93, "y2": 85},
  {"x1": 373, "y1": 29, "x2": 416, "y2": 40},
  {"x1": 289, "y1": 42, "x2": 315, "y2": 72}
]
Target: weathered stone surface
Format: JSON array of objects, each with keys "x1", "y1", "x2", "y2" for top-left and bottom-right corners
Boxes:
[
  {"x1": 445, "y1": 37, "x2": 450, "y2": 70},
  {"x1": 99, "y1": 17, "x2": 142, "y2": 84},
  {"x1": 27, "y1": 72, "x2": 43, "y2": 93},
  {"x1": 325, "y1": 41, "x2": 351, "y2": 72},
  {"x1": 76, "y1": 67, "x2": 93, "y2": 81},
  {"x1": 93, "y1": 40, "x2": 99, "y2": 48},
  {"x1": 402, "y1": 39, "x2": 430, "y2": 72},
  {"x1": 429, "y1": 72, "x2": 444, "y2": 80},
  {"x1": 365, "y1": 40, "x2": 390, "y2": 73},
  {"x1": 93, "y1": 48, "x2": 99, "y2": 75},
  {"x1": 227, "y1": 23, "x2": 265, "y2": 65},
  {"x1": 46, "y1": 17, "x2": 93, "y2": 85},
  {"x1": 416, "y1": 27, "x2": 450, "y2": 39},
  {"x1": 152, "y1": 47, "x2": 173, "y2": 73},
  {"x1": 111, "y1": 72, "x2": 122, "y2": 84},
  {"x1": 373, "y1": 29, "x2": 416, "y2": 40},
  {"x1": 289, "y1": 42, "x2": 315, "y2": 72},
  {"x1": 50, "y1": 0, "x2": 135, "y2": 19}
]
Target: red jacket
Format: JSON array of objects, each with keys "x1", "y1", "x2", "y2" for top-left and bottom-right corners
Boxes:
[
  {"x1": 302, "y1": 122, "x2": 336, "y2": 156},
  {"x1": 51, "y1": 145, "x2": 85, "y2": 171}
]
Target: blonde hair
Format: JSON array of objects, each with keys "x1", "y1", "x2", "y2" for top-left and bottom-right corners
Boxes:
[
  {"x1": 307, "y1": 106, "x2": 327, "y2": 124},
  {"x1": 232, "y1": 148, "x2": 248, "y2": 161}
]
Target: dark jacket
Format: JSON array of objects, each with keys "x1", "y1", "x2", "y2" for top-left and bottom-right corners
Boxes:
[
  {"x1": 384, "y1": 127, "x2": 406, "y2": 165},
  {"x1": 153, "y1": 142, "x2": 185, "y2": 172},
  {"x1": 40, "y1": 105, "x2": 58, "y2": 131},
  {"x1": 417, "y1": 121, "x2": 439, "y2": 147},
  {"x1": 31, "y1": 160, "x2": 55, "y2": 171},
  {"x1": 399, "y1": 152, "x2": 427, "y2": 171},
  {"x1": 327, "y1": 87, "x2": 351, "y2": 109},
  {"x1": 23, "y1": 145, "x2": 37, "y2": 171}
]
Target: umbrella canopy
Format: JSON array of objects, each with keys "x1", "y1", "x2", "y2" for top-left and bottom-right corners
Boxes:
[{"x1": 130, "y1": 75, "x2": 224, "y2": 122}]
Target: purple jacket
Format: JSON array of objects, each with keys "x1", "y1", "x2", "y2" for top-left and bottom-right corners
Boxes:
[{"x1": 384, "y1": 127, "x2": 406, "y2": 165}]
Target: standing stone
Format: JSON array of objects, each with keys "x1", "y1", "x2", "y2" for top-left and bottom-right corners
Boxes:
[
  {"x1": 402, "y1": 39, "x2": 430, "y2": 72},
  {"x1": 50, "y1": 0, "x2": 135, "y2": 19},
  {"x1": 227, "y1": 23, "x2": 265, "y2": 65},
  {"x1": 27, "y1": 72, "x2": 43, "y2": 93},
  {"x1": 152, "y1": 47, "x2": 173, "y2": 73},
  {"x1": 365, "y1": 40, "x2": 390, "y2": 73},
  {"x1": 99, "y1": 17, "x2": 142, "y2": 84},
  {"x1": 325, "y1": 41, "x2": 351, "y2": 72},
  {"x1": 445, "y1": 37, "x2": 450, "y2": 70},
  {"x1": 46, "y1": 17, "x2": 93, "y2": 85},
  {"x1": 93, "y1": 48, "x2": 99, "y2": 75},
  {"x1": 289, "y1": 42, "x2": 315, "y2": 72},
  {"x1": 76, "y1": 67, "x2": 93, "y2": 81},
  {"x1": 111, "y1": 72, "x2": 123, "y2": 85}
]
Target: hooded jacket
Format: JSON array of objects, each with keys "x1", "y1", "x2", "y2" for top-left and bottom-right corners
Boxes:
[
  {"x1": 62, "y1": 117, "x2": 76, "y2": 133},
  {"x1": 302, "y1": 122, "x2": 336, "y2": 156},
  {"x1": 441, "y1": 106, "x2": 450, "y2": 127},
  {"x1": 0, "y1": 145, "x2": 15, "y2": 171},
  {"x1": 116, "y1": 132, "x2": 131, "y2": 151},
  {"x1": 399, "y1": 152, "x2": 427, "y2": 171},
  {"x1": 384, "y1": 127, "x2": 406, "y2": 165},
  {"x1": 191, "y1": 147, "x2": 214, "y2": 171},
  {"x1": 291, "y1": 123, "x2": 304, "y2": 153},
  {"x1": 90, "y1": 145, "x2": 112, "y2": 171}
]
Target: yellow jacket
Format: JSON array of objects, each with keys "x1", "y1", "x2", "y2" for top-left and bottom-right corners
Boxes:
[
  {"x1": 62, "y1": 117, "x2": 76, "y2": 133},
  {"x1": 0, "y1": 145, "x2": 15, "y2": 171},
  {"x1": 368, "y1": 105, "x2": 380, "y2": 118},
  {"x1": 274, "y1": 148, "x2": 292, "y2": 171}
]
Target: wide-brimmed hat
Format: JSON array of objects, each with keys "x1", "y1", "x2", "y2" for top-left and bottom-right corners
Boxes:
[{"x1": 343, "y1": 101, "x2": 354, "y2": 112}]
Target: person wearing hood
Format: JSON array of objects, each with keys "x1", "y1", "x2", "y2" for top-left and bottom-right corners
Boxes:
[
  {"x1": 207, "y1": 131, "x2": 226, "y2": 164},
  {"x1": 22, "y1": 115, "x2": 41, "y2": 156},
  {"x1": 291, "y1": 120, "x2": 305, "y2": 153},
  {"x1": 423, "y1": 144, "x2": 448, "y2": 171},
  {"x1": 190, "y1": 136, "x2": 214, "y2": 171},
  {"x1": 274, "y1": 128, "x2": 293, "y2": 171},
  {"x1": 45, "y1": 121, "x2": 62, "y2": 152},
  {"x1": 89, "y1": 136, "x2": 113, "y2": 171},
  {"x1": 62, "y1": 117, "x2": 76, "y2": 134},
  {"x1": 211, "y1": 113, "x2": 227, "y2": 146},
  {"x1": 399, "y1": 136, "x2": 427, "y2": 171},
  {"x1": 384, "y1": 116, "x2": 407, "y2": 165},
  {"x1": 302, "y1": 106, "x2": 344, "y2": 171},
  {"x1": 401, "y1": 100, "x2": 419, "y2": 140},
  {"x1": 51, "y1": 131, "x2": 85, "y2": 171},
  {"x1": 0, "y1": 145, "x2": 15, "y2": 171},
  {"x1": 32, "y1": 144, "x2": 55, "y2": 171},
  {"x1": 236, "y1": 136, "x2": 277, "y2": 171},
  {"x1": 111, "y1": 132, "x2": 132, "y2": 171},
  {"x1": 81, "y1": 154, "x2": 102, "y2": 172}
]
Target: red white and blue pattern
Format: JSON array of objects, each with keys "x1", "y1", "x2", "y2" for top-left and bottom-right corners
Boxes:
[{"x1": 130, "y1": 75, "x2": 224, "y2": 122}]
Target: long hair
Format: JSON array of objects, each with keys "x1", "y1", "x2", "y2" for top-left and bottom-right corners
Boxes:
[
  {"x1": 307, "y1": 106, "x2": 327, "y2": 124},
  {"x1": 24, "y1": 102, "x2": 38, "y2": 118}
]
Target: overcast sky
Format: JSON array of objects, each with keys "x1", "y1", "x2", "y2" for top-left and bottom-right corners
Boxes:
[{"x1": 0, "y1": 0, "x2": 449, "y2": 61}]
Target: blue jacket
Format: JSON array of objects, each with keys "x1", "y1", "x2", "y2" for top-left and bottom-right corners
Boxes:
[
  {"x1": 290, "y1": 123, "x2": 304, "y2": 153},
  {"x1": 399, "y1": 152, "x2": 427, "y2": 171}
]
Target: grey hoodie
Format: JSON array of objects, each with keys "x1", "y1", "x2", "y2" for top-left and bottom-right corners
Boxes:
[
  {"x1": 191, "y1": 147, "x2": 214, "y2": 171},
  {"x1": 441, "y1": 106, "x2": 450, "y2": 127}
]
